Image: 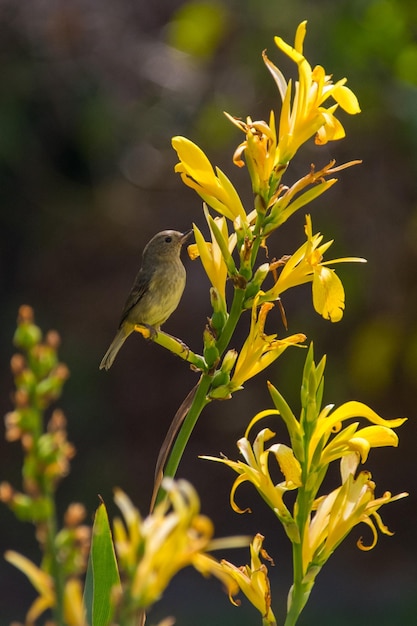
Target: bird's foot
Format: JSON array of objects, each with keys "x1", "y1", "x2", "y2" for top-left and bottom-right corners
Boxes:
[{"x1": 134, "y1": 324, "x2": 158, "y2": 340}]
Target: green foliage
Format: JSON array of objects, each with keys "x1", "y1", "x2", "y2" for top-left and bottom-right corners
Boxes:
[
  {"x1": 167, "y1": 1, "x2": 228, "y2": 59},
  {"x1": 84, "y1": 501, "x2": 121, "y2": 626}
]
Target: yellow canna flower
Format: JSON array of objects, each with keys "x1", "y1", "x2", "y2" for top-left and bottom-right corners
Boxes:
[
  {"x1": 4, "y1": 551, "x2": 87, "y2": 626},
  {"x1": 261, "y1": 215, "x2": 366, "y2": 322},
  {"x1": 230, "y1": 293, "x2": 306, "y2": 391},
  {"x1": 264, "y1": 21, "x2": 360, "y2": 164},
  {"x1": 302, "y1": 454, "x2": 408, "y2": 575},
  {"x1": 172, "y1": 136, "x2": 248, "y2": 226},
  {"x1": 220, "y1": 533, "x2": 277, "y2": 626},
  {"x1": 308, "y1": 400, "x2": 407, "y2": 470},
  {"x1": 267, "y1": 344, "x2": 407, "y2": 475},
  {"x1": 187, "y1": 205, "x2": 237, "y2": 303},
  {"x1": 225, "y1": 110, "x2": 282, "y2": 200},
  {"x1": 4, "y1": 551, "x2": 56, "y2": 623},
  {"x1": 63, "y1": 578, "x2": 87, "y2": 626},
  {"x1": 202, "y1": 414, "x2": 302, "y2": 542},
  {"x1": 262, "y1": 159, "x2": 360, "y2": 234},
  {"x1": 113, "y1": 487, "x2": 142, "y2": 573},
  {"x1": 113, "y1": 479, "x2": 240, "y2": 610}
]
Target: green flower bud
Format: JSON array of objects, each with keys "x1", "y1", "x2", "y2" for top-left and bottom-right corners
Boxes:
[
  {"x1": 244, "y1": 262, "x2": 270, "y2": 303},
  {"x1": 211, "y1": 369, "x2": 230, "y2": 389},
  {"x1": 36, "y1": 375, "x2": 65, "y2": 406},
  {"x1": 30, "y1": 345, "x2": 59, "y2": 380},
  {"x1": 203, "y1": 328, "x2": 220, "y2": 369},
  {"x1": 209, "y1": 288, "x2": 228, "y2": 335},
  {"x1": 221, "y1": 349, "x2": 238, "y2": 374},
  {"x1": 13, "y1": 323, "x2": 42, "y2": 351},
  {"x1": 15, "y1": 369, "x2": 37, "y2": 396},
  {"x1": 210, "y1": 310, "x2": 227, "y2": 335},
  {"x1": 209, "y1": 384, "x2": 232, "y2": 400},
  {"x1": 11, "y1": 492, "x2": 53, "y2": 522},
  {"x1": 17, "y1": 407, "x2": 41, "y2": 433}
]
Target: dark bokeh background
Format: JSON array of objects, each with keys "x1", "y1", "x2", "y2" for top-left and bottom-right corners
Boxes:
[{"x1": 1, "y1": 1, "x2": 416, "y2": 624}]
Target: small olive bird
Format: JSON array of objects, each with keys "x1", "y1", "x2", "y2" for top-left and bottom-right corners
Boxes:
[{"x1": 100, "y1": 229, "x2": 192, "y2": 371}]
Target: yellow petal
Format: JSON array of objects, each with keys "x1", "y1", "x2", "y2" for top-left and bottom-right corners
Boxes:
[
  {"x1": 312, "y1": 266, "x2": 345, "y2": 322},
  {"x1": 187, "y1": 242, "x2": 200, "y2": 260},
  {"x1": 315, "y1": 112, "x2": 346, "y2": 145},
  {"x1": 172, "y1": 136, "x2": 217, "y2": 187},
  {"x1": 316, "y1": 401, "x2": 407, "y2": 444},
  {"x1": 332, "y1": 84, "x2": 361, "y2": 114},
  {"x1": 269, "y1": 443, "x2": 302, "y2": 487},
  {"x1": 64, "y1": 578, "x2": 87, "y2": 626},
  {"x1": 294, "y1": 20, "x2": 307, "y2": 53},
  {"x1": 4, "y1": 551, "x2": 54, "y2": 597}
]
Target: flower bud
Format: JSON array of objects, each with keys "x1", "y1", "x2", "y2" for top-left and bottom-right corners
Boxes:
[
  {"x1": 208, "y1": 384, "x2": 232, "y2": 400},
  {"x1": 64, "y1": 503, "x2": 87, "y2": 527},
  {"x1": 211, "y1": 369, "x2": 230, "y2": 389},
  {"x1": 45, "y1": 330, "x2": 61, "y2": 349},
  {"x1": 13, "y1": 322, "x2": 42, "y2": 351},
  {"x1": 0, "y1": 481, "x2": 14, "y2": 503},
  {"x1": 17, "y1": 305, "x2": 34, "y2": 323},
  {"x1": 14, "y1": 389, "x2": 29, "y2": 408},
  {"x1": 210, "y1": 288, "x2": 228, "y2": 334},
  {"x1": 10, "y1": 354, "x2": 26, "y2": 376},
  {"x1": 36, "y1": 376, "x2": 65, "y2": 405},
  {"x1": 31, "y1": 344, "x2": 58, "y2": 379},
  {"x1": 203, "y1": 327, "x2": 219, "y2": 368},
  {"x1": 244, "y1": 262, "x2": 270, "y2": 303},
  {"x1": 221, "y1": 349, "x2": 238, "y2": 374}
]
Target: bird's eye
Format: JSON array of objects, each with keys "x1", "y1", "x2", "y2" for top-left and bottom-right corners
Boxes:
[{"x1": 165, "y1": 236, "x2": 172, "y2": 243}]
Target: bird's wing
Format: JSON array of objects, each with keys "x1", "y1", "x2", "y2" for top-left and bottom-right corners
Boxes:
[{"x1": 118, "y1": 269, "x2": 149, "y2": 327}]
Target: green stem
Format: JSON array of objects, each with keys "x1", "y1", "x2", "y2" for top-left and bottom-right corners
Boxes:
[
  {"x1": 33, "y1": 408, "x2": 65, "y2": 625},
  {"x1": 284, "y1": 548, "x2": 318, "y2": 626},
  {"x1": 216, "y1": 287, "x2": 246, "y2": 356},
  {"x1": 153, "y1": 287, "x2": 247, "y2": 506},
  {"x1": 284, "y1": 484, "x2": 318, "y2": 626},
  {"x1": 134, "y1": 327, "x2": 207, "y2": 372},
  {"x1": 42, "y1": 496, "x2": 65, "y2": 625},
  {"x1": 284, "y1": 543, "x2": 309, "y2": 626},
  {"x1": 159, "y1": 373, "x2": 213, "y2": 484}
]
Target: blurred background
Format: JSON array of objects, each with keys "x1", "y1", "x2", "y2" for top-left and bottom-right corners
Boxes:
[{"x1": 1, "y1": 0, "x2": 416, "y2": 624}]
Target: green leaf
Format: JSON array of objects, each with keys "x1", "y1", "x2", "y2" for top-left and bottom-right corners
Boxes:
[{"x1": 84, "y1": 499, "x2": 121, "y2": 626}]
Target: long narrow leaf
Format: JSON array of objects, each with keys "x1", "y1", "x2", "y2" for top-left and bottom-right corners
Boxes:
[{"x1": 84, "y1": 500, "x2": 121, "y2": 626}]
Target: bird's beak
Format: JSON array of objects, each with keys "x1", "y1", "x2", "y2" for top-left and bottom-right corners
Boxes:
[{"x1": 180, "y1": 229, "x2": 193, "y2": 244}]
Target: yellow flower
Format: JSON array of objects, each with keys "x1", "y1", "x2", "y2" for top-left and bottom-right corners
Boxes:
[
  {"x1": 113, "y1": 479, "x2": 238, "y2": 609},
  {"x1": 308, "y1": 400, "x2": 407, "y2": 470},
  {"x1": 225, "y1": 110, "x2": 281, "y2": 199},
  {"x1": 268, "y1": 346, "x2": 407, "y2": 474},
  {"x1": 5, "y1": 551, "x2": 55, "y2": 623},
  {"x1": 230, "y1": 293, "x2": 306, "y2": 390},
  {"x1": 63, "y1": 578, "x2": 87, "y2": 626},
  {"x1": 261, "y1": 215, "x2": 366, "y2": 322},
  {"x1": 202, "y1": 413, "x2": 302, "y2": 542},
  {"x1": 302, "y1": 454, "x2": 408, "y2": 575},
  {"x1": 262, "y1": 159, "x2": 360, "y2": 233},
  {"x1": 172, "y1": 136, "x2": 248, "y2": 226},
  {"x1": 113, "y1": 488, "x2": 142, "y2": 573},
  {"x1": 220, "y1": 534, "x2": 277, "y2": 625},
  {"x1": 264, "y1": 21, "x2": 360, "y2": 164},
  {"x1": 4, "y1": 551, "x2": 86, "y2": 626},
  {"x1": 188, "y1": 205, "x2": 237, "y2": 303}
]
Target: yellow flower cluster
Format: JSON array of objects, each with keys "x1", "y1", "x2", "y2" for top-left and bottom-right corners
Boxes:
[
  {"x1": 204, "y1": 346, "x2": 407, "y2": 602},
  {"x1": 112, "y1": 479, "x2": 240, "y2": 610}
]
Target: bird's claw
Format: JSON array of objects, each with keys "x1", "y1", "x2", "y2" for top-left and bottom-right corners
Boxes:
[{"x1": 135, "y1": 323, "x2": 158, "y2": 340}]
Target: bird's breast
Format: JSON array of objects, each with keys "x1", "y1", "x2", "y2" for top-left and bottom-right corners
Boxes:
[{"x1": 128, "y1": 260, "x2": 186, "y2": 328}]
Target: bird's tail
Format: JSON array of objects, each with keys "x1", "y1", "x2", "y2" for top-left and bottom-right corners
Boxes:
[{"x1": 99, "y1": 327, "x2": 130, "y2": 370}]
